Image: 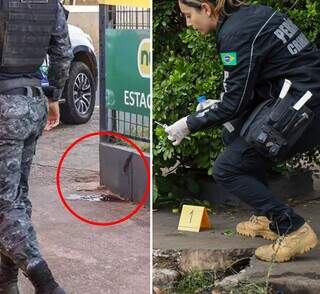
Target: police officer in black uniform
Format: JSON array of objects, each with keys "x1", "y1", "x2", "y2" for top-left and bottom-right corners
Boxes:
[
  {"x1": 0, "y1": 1, "x2": 73, "y2": 293},
  {"x1": 166, "y1": 0, "x2": 319, "y2": 262}
]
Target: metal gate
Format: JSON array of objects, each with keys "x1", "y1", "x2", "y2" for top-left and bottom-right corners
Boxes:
[
  {"x1": 98, "y1": 1, "x2": 150, "y2": 204},
  {"x1": 99, "y1": 4, "x2": 150, "y2": 142}
]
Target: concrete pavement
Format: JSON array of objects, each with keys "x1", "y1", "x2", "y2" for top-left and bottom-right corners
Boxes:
[
  {"x1": 153, "y1": 199, "x2": 320, "y2": 292},
  {"x1": 18, "y1": 109, "x2": 150, "y2": 294}
]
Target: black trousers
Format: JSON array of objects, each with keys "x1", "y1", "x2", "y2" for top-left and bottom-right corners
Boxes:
[{"x1": 212, "y1": 105, "x2": 320, "y2": 235}]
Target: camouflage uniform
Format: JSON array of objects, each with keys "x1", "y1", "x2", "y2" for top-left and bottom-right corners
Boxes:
[
  {"x1": 0, "y1": 92, "x2": 48, "y2": 271},
  {"x1": 0, "y1": 0, "x2": 73, "y2": 282}
]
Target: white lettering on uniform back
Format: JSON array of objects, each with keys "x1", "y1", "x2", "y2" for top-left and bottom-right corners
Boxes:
[
  {"x1": 274, "y1": 29, "x2": 287, "y2": 44},
  {"x1": 287, "y1": 44, "x2": 298, "y2": 55},
  {"x1": 274, "y1": 18, "x2": 309, "y2": 56}
]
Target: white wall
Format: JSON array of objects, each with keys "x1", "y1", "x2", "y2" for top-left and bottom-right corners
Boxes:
[{"x1": 65, "y1": 5, "x2": 100, "y2": 54}]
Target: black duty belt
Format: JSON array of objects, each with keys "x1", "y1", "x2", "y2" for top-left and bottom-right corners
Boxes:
[
  {"x1": 0, "y1": 78, "x2": 42, "y2": 96},
  {"x1": 0, "y1": 78, "x2": 41, "y2": 93},
  {"x1": 1, "y1": 87, "x2": 43, "y2": 97}
]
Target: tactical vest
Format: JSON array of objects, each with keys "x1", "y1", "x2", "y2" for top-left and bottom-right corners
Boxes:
[{"x1": 0, "y1": 0, "x2": 58, "y2": 74}]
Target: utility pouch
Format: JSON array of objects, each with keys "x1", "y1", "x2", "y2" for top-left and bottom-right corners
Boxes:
[{"x1": 240, "y1": 91, "x2": 314, "y2": 161}]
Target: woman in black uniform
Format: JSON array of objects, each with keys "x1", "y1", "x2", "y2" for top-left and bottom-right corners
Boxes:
[{"x1": 165, "y1": 0, "x2": 320, "y2": 262}]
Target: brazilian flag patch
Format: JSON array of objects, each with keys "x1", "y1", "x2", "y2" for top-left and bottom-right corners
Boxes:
[{"x1": 220, "y1": 52, "x2": 238, "y2": 66}]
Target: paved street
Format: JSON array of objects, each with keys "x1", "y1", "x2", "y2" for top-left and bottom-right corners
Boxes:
[
  {"x1": 154, "y1": 199, "x2": 320, "y2": 292},
  {"x1": 18, "y1": 109, "x2": 150, "y2": 294}
]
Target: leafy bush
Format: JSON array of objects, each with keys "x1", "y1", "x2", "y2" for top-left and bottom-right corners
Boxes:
[{"x1": 153, "y1": 0, "x2": 320, "y2": 207}]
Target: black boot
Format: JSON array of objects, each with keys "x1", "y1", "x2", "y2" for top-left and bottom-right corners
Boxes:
[
  {"x1": 26, "y1": 259, "x2": 65, "y2": 294},
  {"x1": 0, "y1": 284, "x2": 19, "y2": 294},
  {"x1": 0, "y1": 254, "x2": 19, "y2": 294},
  {"x1": 50, "y1": 287, "x2": 66, "y2": 294}
]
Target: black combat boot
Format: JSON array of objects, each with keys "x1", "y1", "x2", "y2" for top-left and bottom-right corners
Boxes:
[
  {"x1": 26, "y1": 259, "x2": 65, "y2": 294},
  {"x1": 0, "y1": 254, "x2": 19, "y2": 294}
]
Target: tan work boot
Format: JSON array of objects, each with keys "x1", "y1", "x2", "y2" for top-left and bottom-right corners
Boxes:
[
  {"x1": 236, "y1": 215, "x2": 278, "y2": 241},
  {"x1": 255, "y1": 223, "x2": 318, "y2": 262}
]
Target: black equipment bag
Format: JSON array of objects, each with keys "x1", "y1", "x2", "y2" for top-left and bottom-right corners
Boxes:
[{"x1": 240, "y1": 92, "x2": 314, "y2": 161}]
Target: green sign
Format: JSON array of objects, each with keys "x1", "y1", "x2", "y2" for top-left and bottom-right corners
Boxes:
[{"x1": 105, "y1": 29, "x2": 150, "y2": 116}]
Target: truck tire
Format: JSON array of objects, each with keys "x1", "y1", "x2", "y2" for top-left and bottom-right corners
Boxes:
[{"x1": 60, "y1": 61, "x2": 96, "y2": 124}]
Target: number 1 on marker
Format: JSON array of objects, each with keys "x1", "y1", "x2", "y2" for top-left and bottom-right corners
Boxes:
[{"x1": 189, "y1": 210, "x2": 194, "y2": 223}]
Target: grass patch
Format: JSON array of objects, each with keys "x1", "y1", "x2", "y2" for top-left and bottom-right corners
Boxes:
[
  {"x1": 166, "y1": 270, "x2": 214, "y2": 294},
  {"x1": 223, "y1": 281, "x2": 271, "y2": 294},
  {"x1": 163, "y1": 272, "x2": 273, "y2": 294},
  {"x1": 105, "y1": 137, "x2": 150, "y2": 153}
]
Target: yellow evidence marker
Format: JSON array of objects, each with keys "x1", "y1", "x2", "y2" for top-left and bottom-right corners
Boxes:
[{"x1": 178, "y1": 205, "x2": 212, "y2": 232}]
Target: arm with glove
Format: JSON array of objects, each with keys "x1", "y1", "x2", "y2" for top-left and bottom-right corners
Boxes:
[
  {"x1": 165, "y1": 98, "x2": 219, "y2": 146},
  {"x1": 165, "y1": 32, "x2": 263, "y2": 146}
]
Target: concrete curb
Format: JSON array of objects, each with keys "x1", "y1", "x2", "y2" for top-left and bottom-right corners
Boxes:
[
  {"x1": 216, "y1": 255, "x2": 320, "y2": 294},
  {"x1": 153, "y1": 247, "x2": 320, "y2": 293},
  {"x1": 100, "y1": 142, "x2": 150, "y2": 206},
  {"x1": 153, "y1": 247, "x2": 254, "y2": 288}
]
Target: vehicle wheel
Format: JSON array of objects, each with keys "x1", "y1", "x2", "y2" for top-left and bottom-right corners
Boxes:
[{"x1": 60, "y1": 61, "x2": 96, "y2": 124}]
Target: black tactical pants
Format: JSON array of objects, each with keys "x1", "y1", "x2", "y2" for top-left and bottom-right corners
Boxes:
[
  {"x1": 213, "y1": 104, "x2": 320, "y2": 235},
  {"x1": 0, "y1": 87, "x2": 48, "y2": 272}
]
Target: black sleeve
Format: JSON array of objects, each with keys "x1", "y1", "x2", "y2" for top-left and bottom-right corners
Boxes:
[
  {"x1": 47, "y1": 3, "x2": 74, "y2": 101},
  {"x1": 186, "y1": 32, "x2": 263, "y2": 133}
]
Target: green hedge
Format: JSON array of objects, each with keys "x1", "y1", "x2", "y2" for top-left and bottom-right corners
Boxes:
[{"x1": 153, "y1": 0, "x2": 320, "y2": 207}]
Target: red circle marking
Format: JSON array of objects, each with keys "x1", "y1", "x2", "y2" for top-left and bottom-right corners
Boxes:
[{"x1": 55, "y1": 131, "x2": 150, "y2": 226}]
